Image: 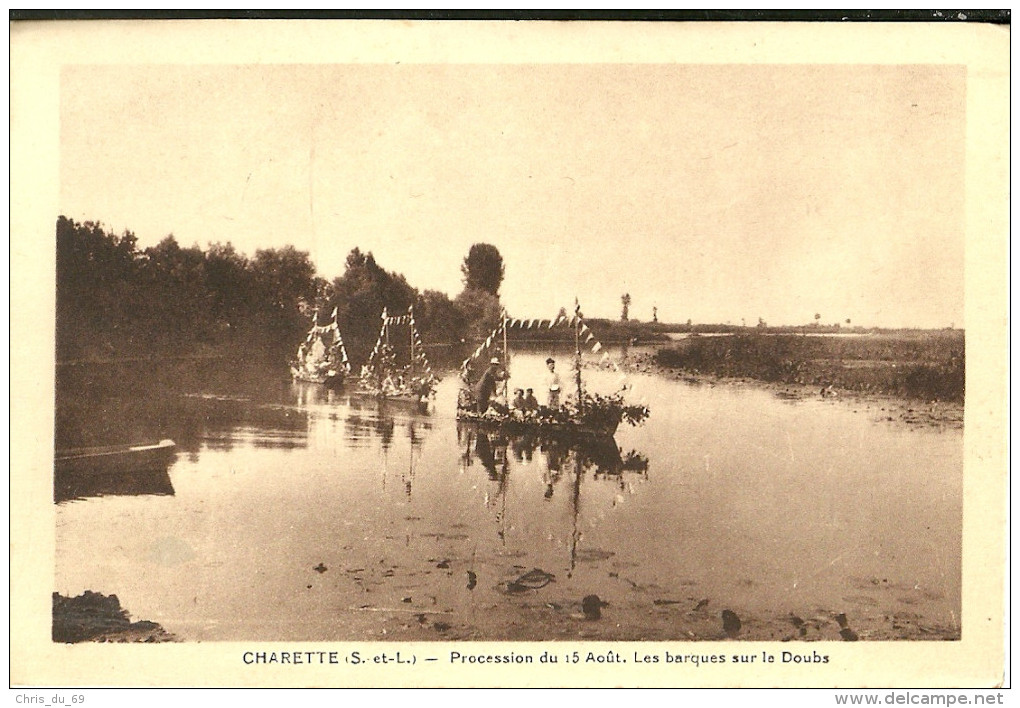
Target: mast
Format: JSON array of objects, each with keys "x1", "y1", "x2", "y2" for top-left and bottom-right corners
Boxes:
[
  {"x1": 502, "y1": 308, "x2": 509, "y2": 399},
  {"x1": 575, "y1": 300, "x2": 583, "y2": 413},
  {"x1": 409, "y1": 305, "x2": 415, "y2": 374},
  {"x1": 379, "y1": 307, "x2": 388, "y2": 385}
]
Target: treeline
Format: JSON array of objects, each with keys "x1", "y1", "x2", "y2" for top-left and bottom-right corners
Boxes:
[
  {"x1": 57, "y1": 216, "x2": 315, "y2": 361},
  {"x1": 55, "y1": 216, "x2": 509, "y2": 366}
]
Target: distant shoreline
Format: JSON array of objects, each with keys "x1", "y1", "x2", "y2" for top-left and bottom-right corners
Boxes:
[{"x1": 619, "y1": 332, "x2": 964, "y2": 429}]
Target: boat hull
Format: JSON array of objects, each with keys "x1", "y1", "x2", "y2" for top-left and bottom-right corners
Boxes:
[
  {"x1": 290, "y1": 367, "x2": 346, "y2": 389},
  {"x1": 456, "y1": 410, "x2": 619, "y2": 439},
  {"x1": 54, "y1": 439, "x2": 178, "y2": 478},
  {"x1": 350, "y1": 387, "x2": 433, "y2": 413}
]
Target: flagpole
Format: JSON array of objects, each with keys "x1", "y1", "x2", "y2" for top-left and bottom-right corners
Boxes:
[
  {"x1": 502, "y1": 308, "x2": 509, "y2": 399},
  {"x1": 409, "y1": 305, "x2": 415, "y2": 375},
  {"x1": 575, "y1": 299, "x2": 583, "y2": 413}
]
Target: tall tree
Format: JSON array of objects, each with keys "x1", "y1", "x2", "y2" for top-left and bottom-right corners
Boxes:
[
  {"x1": 329, "y1": 248, "x2": 417, "y2": 363},
  {"x1": 461, "y1": 243, "x2": 505, "y2": 297},
  {"x1": 621, "y1": 293, "x2": 631, "y2": 322},
  {"x1": 416, "y1": 289, "x2": 464, "y2": 345},
  {"x1": 454, "y1": 287, "x2": 502, "y2": 343}
]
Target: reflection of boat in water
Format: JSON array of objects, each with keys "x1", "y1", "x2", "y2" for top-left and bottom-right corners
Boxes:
[
  {"x1": 290, "y1": 307, "x2": 351, "y2": 388},
  {"x1": 55, "y1": 465, "x2": 175, "y2": 503},
  {"x1": 457, "y1": 425, "x2": 648, "y2": 486},
  {"x1": 458, "y1": 424, "x2": 649, "y2": 573},
  {"x1": 456, "y1": 303, "x2": 649, "y2": 438},
  {"x1": 354, "y1": 306, "x2": 439, "y2": 408},
  {"x1": 54, "y1": 439, "x2": 177, "y2": 503}
]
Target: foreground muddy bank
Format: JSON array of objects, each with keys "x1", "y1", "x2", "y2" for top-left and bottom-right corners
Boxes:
[
  {"x1": 52, "y1": 591, "x2": 176, "y2": 643},
  {"x1": 291, "y1": 556, "x2": 959, "y2": 642}
]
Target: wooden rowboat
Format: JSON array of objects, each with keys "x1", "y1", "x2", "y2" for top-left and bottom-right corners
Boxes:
[{"x1": 55, "y1": 439, "x2": 177, "y2": 477}]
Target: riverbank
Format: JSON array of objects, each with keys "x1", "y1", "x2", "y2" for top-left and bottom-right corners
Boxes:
[
  {"x1": 282, "y1": 554, "x2": 959, "y2": 642},
  {"x1": 52, "y1": 591, "x2": 176, "y2": 643},
  {"x1": 622, "y1": 349, "x2": 963, "y2": 431},
  {"x1": 623, "y1": 331, "x2": 964, "y2": 429}
]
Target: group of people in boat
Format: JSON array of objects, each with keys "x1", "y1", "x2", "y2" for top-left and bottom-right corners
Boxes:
[
  {"x1": 294, "y1": 335, "x2": 345, "y2": 378},
  {"x1": 471, "y1": 356, "x2": 564, "y2": 415}
]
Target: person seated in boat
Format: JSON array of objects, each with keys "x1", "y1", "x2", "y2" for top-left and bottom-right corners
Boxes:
[
  {"x1": 523, "y1": 388, "x2": 540, "y2": 412},
  {"x1": 544, "y1": 357, "x2": 562, "y2": 408},
  {"x1": 510, "y1": 388, "x2": 526, "y2": 410},
  {"x1": 474, "y1": 358, "x2": 504, "y2": 414}
]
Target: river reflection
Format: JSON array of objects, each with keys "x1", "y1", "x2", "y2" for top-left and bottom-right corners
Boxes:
[
  {"x1": 55, "y1": 466, "x2": 175, "y2": 504},
  {"x1": 458, "y1": 425, "x2": 648, "y2": 492},
  {"x1": 458, "y1": 425, "x2": 650, "y2": 575},
  {"x1": 54, "y1": 352, "x2": 962, "y2": 641}
]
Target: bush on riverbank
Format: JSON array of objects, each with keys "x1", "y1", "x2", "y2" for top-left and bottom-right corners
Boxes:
[{"x1": 654, "y1": 333, "x2": 964, "y2": 403}]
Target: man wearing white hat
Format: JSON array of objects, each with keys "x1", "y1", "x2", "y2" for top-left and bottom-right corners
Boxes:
[
  {"x1": 544, "y1": 357, "x2": 562, "y2": 408},
  {"x1": 474, "y1": 357, "x2": 503, "y2": 414}
]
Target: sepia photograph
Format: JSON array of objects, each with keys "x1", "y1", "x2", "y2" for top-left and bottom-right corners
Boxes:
[{"x1": 11, "y1": 18, "x2": 1008, "y2": 689}]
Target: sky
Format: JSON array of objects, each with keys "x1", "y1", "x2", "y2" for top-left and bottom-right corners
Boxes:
[{"x1": 60, "y1": 63, "x2": 965, "y2": 328}]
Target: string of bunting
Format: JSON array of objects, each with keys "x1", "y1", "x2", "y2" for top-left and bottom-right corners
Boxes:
[
  {"x1": 458, "y1": 306, "x2": 628, "y2": 390},
  {"x1": 367, "y1": 307, "x2": 387, "y2": 365},
  {"x1": 460, "y1": 318, "x2": 508, "y2": 376},
  {"x1": 407, "y1": 308, "x2": 435, "y2": 376},
  {"x1": 302, "y1": 308, "x2": 351, "y2": 372},
  {"x1": 366, "y1": 306, "x2": 435, "y2": 377}
]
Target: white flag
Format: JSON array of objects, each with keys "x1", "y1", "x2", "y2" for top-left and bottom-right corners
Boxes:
[{"x1": 592, "y1": 342, "x2": 602, "y2": 353}]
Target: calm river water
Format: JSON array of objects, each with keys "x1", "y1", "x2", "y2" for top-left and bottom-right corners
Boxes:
[{"x1": 54, "y1": 351, "x2": 962, "y2": 641}]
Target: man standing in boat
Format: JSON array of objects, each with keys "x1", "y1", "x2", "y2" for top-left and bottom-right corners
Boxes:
[
  {"x1": 544, "y1": 357, "x2": 562, "y2": 408},
  {"x1": 474, "y1": 358, "x2": 503, "y2": 414}
]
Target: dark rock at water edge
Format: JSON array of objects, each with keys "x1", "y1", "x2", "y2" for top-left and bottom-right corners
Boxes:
[
  {"x1": 52, "y1": 591, "x2": 176, "y2": 643},
  {"x1": 582, "y1": 594, "x2": 608, "y2": 620},
  {"x1": 721, "y1": 609, "x2": 742, "y2": 637}
]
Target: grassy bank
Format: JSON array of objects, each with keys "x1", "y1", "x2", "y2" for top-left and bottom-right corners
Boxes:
[{"x1": 654, "y1": 331, "x2": 964, "y2": 403}]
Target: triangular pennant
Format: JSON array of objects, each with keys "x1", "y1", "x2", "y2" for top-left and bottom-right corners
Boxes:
[
  {"x1": 585, "y1": 333, "x2": 595, "y2": 343},
  {"x1": 592, "y1": 342, "x2": 602, "y2": 353}
]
